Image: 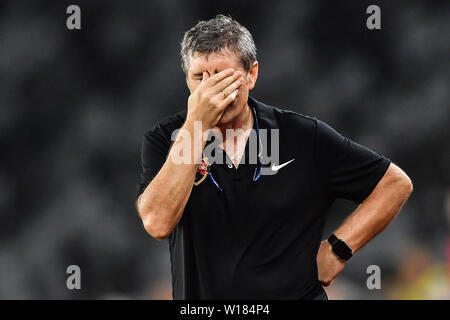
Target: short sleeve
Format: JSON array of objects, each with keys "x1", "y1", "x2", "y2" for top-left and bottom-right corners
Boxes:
[
  {"x1": 136, "y1": 130, "x2": 172, "y2": 199},
  {"x1": 315, "y1": 119, "x2": 391, "y2": 203}
]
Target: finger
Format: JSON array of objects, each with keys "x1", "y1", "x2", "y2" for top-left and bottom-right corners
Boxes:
[
  {"x1": 219, "y1": 76, "x2": 244, "y2": 98},
  {"x1": 217, "y1": 89, "x2": 238, "y2": 109},
  {"x1": 211, "y1": 71, "x2": 242, "y2": 94},
  {"x1": 202, "y1": 71, "x2": 210, "y2": 82},
  {"x1": 204, "y1": 68, "x2": 235, "y2": 86}
]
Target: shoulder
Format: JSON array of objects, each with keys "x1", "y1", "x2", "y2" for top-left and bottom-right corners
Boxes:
[
  {"x1": 251, "y1": 97, "x2": 318, "y2": 134},
  {"x1": 274, "y1": 107, "x2": 317, "y2": 129},
  {"x1": 143, "y1": 110, "x2": 187, "y2": 142}
]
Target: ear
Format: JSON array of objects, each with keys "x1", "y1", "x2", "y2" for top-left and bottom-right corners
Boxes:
[{"x1": 247, "y1": 61, "x2": 259, "y2": 91}]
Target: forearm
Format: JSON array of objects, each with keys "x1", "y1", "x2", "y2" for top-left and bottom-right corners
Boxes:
[
  {"x1": 334, "y1": 163, "x2": 413, "y2": 253},
  {"x1": 138, "y1": 119, "x2": 206, "y2": 239}
]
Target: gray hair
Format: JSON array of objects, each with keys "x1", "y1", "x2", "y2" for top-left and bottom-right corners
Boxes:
[{"x1": 180, "y1": 14, "x2": 257, "y2": 75}]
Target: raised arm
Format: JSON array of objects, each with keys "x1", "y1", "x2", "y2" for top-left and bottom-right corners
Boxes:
[{"x1": 137, "y1": 68, "x2": 243, "y2": 239}]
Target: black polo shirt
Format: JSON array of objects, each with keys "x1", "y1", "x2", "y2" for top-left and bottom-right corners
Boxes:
[{"x1": 137, "y1": 96, "x2": 391, "y2": 299}]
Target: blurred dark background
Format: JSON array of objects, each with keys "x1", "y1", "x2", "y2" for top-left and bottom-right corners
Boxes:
[{"x1": 0, "y1": 0, "x2": 448, "y2": 299}]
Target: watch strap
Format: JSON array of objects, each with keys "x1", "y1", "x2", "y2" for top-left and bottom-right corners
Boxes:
[
  {"x1": 328, "y1": 234, "x2": 340, "y2": 247},
  {"x1": 327, "y1": 233, "x2": 353, "y2": 261}
]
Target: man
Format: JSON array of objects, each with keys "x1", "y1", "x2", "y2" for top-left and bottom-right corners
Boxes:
[{"x1": 136, "y1": 15, "x2": 413, "y2": 300}]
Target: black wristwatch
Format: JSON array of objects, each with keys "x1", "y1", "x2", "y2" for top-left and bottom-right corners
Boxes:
[{"x1": 327, "y1": 234, "x2": 353, "y2": 261}]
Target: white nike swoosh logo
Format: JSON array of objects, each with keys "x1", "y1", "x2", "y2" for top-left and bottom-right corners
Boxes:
[{"x1": 271, "y1": 159, "x2": 295, "y2": 171}]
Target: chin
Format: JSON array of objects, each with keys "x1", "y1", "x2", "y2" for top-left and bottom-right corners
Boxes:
[
  {"x1": 217, "y1": 114, "x2": 232, "y2": 126},
  {"x1": 218, "y1": 105, "x2": 237, "y2": 125},
  {"x1": 218, "y1": 99, "x2": 245, "y2": 125}
]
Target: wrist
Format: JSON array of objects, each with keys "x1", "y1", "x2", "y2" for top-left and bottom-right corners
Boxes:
[
  {"x1": 178, "y1": 118, "x2": 209, "y2": 165},
  {"x1": 185, "y1": 114, "x2": 214, "y2": 133},
  {"x1": 327, "y1": 233, "x2": 353, "y2": 261},
  {"x1": 322, "y1": 241, "x2": 342, "y2": 262}
]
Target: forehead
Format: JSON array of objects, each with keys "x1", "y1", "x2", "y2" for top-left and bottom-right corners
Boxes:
[{"x1": 187, "y1": 51, "x2": 242, "y2": 75}]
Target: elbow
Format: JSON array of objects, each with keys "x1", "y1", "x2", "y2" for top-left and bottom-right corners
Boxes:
[
  {"x1": 136, "y1": 192, "x2": 178, "y2": 240},
  {"x1": 396, "y1": 173, "x2": 413, "y2": 200},
  {"x1": 141, "y1": 210, "x2": 172, "y2": 240},
  {"x1": 407, "y1": 178, "x2": 413, "y2": 195},
  {"x1": 145, "y1": 223, "x2": 171, "y2": 240},
  {"x1": 389, "y1": 163, "x2": 413, "y2": 198},
  {"x1": 402, "y1": 175, "x2": 413, "y2": 196}
]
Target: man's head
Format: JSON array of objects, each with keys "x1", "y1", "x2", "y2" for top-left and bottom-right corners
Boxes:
[{"x1": 181, "y1": 14, "x2": 258, "y2": 125}]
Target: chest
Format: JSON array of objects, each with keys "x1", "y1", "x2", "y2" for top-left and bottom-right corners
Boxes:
[
  {"x1": 217, "y1": 130, "x2": 252, "y2": 168},
  {"x1": 187, "y1": 154, "x2": 322, "y2": 224}
]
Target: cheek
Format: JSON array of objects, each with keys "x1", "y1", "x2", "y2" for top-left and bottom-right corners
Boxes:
[
  {"x1": 237, "y1": 80, "x2": 247, "y2": 93},
  {"x1": 238, "y1": 80, "x2": 249, "y2": 97},
  {"x1": 187, "y1": 79, "x2": 200, "y2": 92},
  {"x1": 189, "y1": 84, "x2": 198, "y2": 93}
]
